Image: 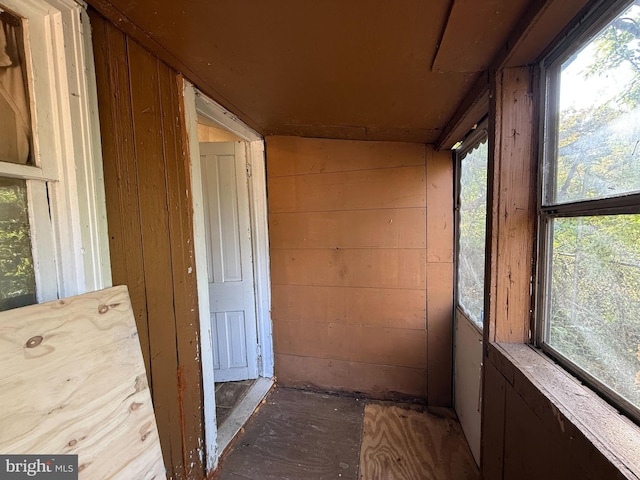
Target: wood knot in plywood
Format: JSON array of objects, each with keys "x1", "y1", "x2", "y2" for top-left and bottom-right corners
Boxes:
[
  {"x1": 98, "y1": 303, "x2": 121, "y2": 314},
  {"x1": 26, "y1": 336, "x2": 43, "y2": 348},
  {"x1": 130, "y1": 402, "x2": 143, "y2": 412},
  {"x1": 139, "y1": 422, "x2": 152, "y2": 441}
]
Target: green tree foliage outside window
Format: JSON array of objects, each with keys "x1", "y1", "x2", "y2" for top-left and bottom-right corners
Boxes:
[
  {"x1": 546, "y1": 0, "x2": 640, "y2": 415},
  {"x1": 0, "y1": 177, "x2": 36, "y2": 311},
  {"x1": 458, "y1": 138, "x2": 488, "y2": 327}
]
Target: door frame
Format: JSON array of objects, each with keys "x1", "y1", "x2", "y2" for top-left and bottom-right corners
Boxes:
[{"x1": 183, "y1": 82, "x2": 274, "y2": 471}]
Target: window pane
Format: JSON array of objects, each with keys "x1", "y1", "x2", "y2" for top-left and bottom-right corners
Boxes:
[
  {"x1": 552, "y1": 0, "x2": 640, "y2": 204},
  {"x1": 0, "y1": 9, "x2": 33, "y2": 165},
  {"x1": 458, "y1": 139, "x2": 488, "y2": 326},
  {"x1": 0, "y1": 177, "x2": 35, "y2": 310},
  {"x1": 548, "y1": 215, "x2": 640, "y2": 410}
]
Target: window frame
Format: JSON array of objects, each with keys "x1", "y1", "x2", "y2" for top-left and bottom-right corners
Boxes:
[
  {"x1": 537, "y1": 0, "x2": 640, "y2": 424},
  {"x1": 0, "y1": 0, "x2": 111, "y2": 305},
  {"x1": 455, "y1": 119, "x2": 489, "y2": 332}
]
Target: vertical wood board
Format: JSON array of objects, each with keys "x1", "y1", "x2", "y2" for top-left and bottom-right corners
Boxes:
[
  {"x1": 426, "y1": 147, "x2": 454, "y2": 264},
  {"x1": 480, "y1": 360, "x2": 507, "y2": 479},
  {"x1": 0, "y1": 286, "x2": 165, "y2": 479},
  {"x1": 486, "y1": 67, "x2": 536, "y2": 344},
  {"x1": 426, "y1": 262, "x2": 454, "y2": 406},
  {"x1": 162, "y1": 73, "x2": 204, "y2": 477},
  {"x1": 90, "y1": 9, "x2": 205, "y2": 478},
  {"x1": 127, "y1": 39, "x2": 184, "y2": 476},
  {"x1": 90, "y1": 14, "x2": 151, "y2": 381}
]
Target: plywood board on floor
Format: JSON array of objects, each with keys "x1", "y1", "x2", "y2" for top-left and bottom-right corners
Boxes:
[
  {"x1": 0, "y1": 286, "x2": 165, "y2": 479},
  {"x1": 215, "y1": 388, "x2": 363, "y2": 480},
  {"x1": 359, "y1": 404, "x2": 478, "y2": 480}
]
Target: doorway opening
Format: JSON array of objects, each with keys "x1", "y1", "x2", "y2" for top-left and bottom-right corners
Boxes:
[{"x1": 184, "y1": 83, "x2": 274, "y2": 472}]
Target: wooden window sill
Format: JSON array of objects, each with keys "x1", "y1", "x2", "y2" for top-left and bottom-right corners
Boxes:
[{"x1": 488, "y1": 343, "x2": 640, "y2": 478}]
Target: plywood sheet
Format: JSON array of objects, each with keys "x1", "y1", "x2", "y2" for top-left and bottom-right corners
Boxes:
[
  {"x1": 270, "y1": 249, "x2": 426, "y2": 289},
  {"x1": 266, "y1": 136, "x2": 425, "y2": 176},
  {"x1": 275, "y1": 354, "x2": 428, "y2": 400},
  {"x1": 267, "y1": 166, "x2": 426, "y2": 213},
  {"x1": 359, "y1": 404, "x2": 478, "y2": 480},
  {"x1": 269, "y1": 208, "x2": 426, "y2": 249},
  {"x1": 271, "y1": 285, "x2": 426, "y2": 330},
  {"x1": 0, "y1": 286, "x2": 165, "y2": 479}
]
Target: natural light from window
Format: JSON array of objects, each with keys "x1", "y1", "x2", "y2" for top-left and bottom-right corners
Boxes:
[
  {"x1": 457, "y1": 137, "x2": 488, "y2": 328},
  {"x1": 544, "y1": 0, "x2": 640, "y2": 419}
]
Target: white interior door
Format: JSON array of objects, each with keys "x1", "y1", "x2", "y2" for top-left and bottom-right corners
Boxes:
[{"x1": 200, "y1": 141, "x2": 259, "y2": 382}]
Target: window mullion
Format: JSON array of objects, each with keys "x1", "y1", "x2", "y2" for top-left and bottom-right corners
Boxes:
[{"x1": 26, "y1": 180, "x2": 58, "y2": 302}]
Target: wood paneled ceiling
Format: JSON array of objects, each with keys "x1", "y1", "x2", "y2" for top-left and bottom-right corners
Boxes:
[{"x1": 88, "y1": 0, "x2": 537, "y2": 143}]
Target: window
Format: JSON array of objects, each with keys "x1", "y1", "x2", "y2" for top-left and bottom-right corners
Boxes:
[
  {"x1": 0, "y1": 0, "x2": 111, "y2": 311},
  {"x1": 540, "y1": 0, "x2": 640, "y2": 422},
  {"x1": 456, "y1": 125, "x2": 488, "y2": 328}
]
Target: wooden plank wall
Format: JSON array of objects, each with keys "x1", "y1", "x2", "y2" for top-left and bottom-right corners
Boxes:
[
  {"x1": 267, "y1": 136, "x2": 453, "y2": 404},
  {"x1": 89, "y1": 10, "x2": 204, "y2": 479}
]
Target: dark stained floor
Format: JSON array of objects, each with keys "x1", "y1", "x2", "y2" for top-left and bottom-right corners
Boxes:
[
  {"x1": 215, "y1": 380, "x2": 256, "y2": 426},
  {"x1": 213, "y1": 387, "x2": 478, "y2": 480}
]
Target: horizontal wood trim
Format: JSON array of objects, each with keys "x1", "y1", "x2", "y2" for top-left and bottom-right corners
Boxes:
[
  {"x1": 437, "y1": 73, "x2": 490, "y2": 151},
  {"x1": 273, "y1": 321, "x2": 428, "y2": 369},
  {"x1": 271, "y1": 285, "x2": 426, "y2": 330},
  {"x1": 267, "y1": 165, "x2": 426, "y2": 213},
  {"x1": 266, "y1": 136, "x2": 425, "y2": 177},
  {"x1": 275, "y1": 353, "x2": 428, "y2": 400},
  {"x1": 269, "y1": 208, "x2": 426, "y2": 250},
  {"x1": 270, "y1": 249, "x2": 426, "y2": 289}
]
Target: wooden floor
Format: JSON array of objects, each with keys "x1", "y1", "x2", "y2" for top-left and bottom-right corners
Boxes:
[{"x1": 213, "y1": 387, "x2": 478, "y2": 480}]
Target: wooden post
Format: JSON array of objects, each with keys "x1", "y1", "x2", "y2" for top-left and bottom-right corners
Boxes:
[{"x1": 484, "y1": 66, "x2": 537, "y2": 346}]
